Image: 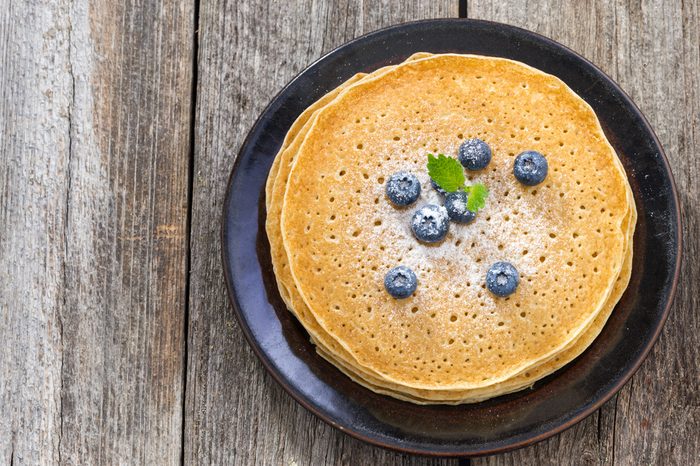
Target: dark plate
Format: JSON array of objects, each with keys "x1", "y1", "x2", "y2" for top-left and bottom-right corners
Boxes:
[{"x1": 221, "y1": 19, "x2": 681, "y2": 457}]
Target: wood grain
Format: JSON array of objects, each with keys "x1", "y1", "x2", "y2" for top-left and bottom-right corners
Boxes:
[
  {"x1": 0, "y1": 0, "x2": 193, "y2": 464},
  {"x1": 0, "y1": 1, "x2": 70, "y2": 463},
  {"x1": 184, "y1": 1, "x2": 458, "y2": 465},
  {"x1": 468, "y1": 0, "x2": 700, "y2": 464},
  {"x1": 2, "y1": 0, "x2": 698, "y2": 464}
]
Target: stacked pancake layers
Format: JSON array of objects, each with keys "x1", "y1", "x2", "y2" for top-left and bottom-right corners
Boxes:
[{"x1": 265, "y1": 53, "x2": 636, "y2": 404}]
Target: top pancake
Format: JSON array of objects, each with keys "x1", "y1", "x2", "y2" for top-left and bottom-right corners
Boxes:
[{"x1": 281, "y1": 54, "x2": 630, "y2": 390}]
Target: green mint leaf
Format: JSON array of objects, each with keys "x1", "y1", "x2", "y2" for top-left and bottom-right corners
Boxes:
[
  {"x1": 427, "y1": 153, "x2": 465, "y2": 192},
  {"x1": 466, "y1": 183, "x2": 489, "y2": 212}
]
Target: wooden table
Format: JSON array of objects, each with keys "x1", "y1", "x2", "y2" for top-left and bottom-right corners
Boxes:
[{"x1": 1, "y1": 1, "x2": 698, "y2": 464}]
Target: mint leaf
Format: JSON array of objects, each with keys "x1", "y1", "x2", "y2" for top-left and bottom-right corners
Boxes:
[
  {"x1": 466, "y1": 183, "x2": 489, "y2": 212},
  {"x1": 427, "y1": 154, "x2": 465, "y2": 192},
  {"x1": 427, "y1": 153, "x2": 489, "y2": 213}
]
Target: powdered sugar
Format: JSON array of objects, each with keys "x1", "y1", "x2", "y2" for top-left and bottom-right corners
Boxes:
[
  {"x1": 356, "y1": 151, "x2": 552, "y2": 306},
  {"x1": 451, "y1": 197, "x2": 466, "y2": 212}
]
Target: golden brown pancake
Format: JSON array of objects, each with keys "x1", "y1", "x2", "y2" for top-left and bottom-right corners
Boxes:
[
  {"x1": 267, "y1": 54, "x2": 635, "y2": 401},
  {"x1": 281, "y1": 54, "x2": 631, "y2": 391}
]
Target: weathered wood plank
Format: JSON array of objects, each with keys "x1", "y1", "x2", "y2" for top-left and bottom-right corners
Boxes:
[
  {"x1": 0, "y1": 1, "x2": 71, "y2": 463},
  {"x1": 468, "y1": 0, "x2": 699, "y2": 464},
  {"x1": 0, "y1": 0, "x2": 193, "y2": 464},
  {"x1": 185, "y1": 1, "x2": 458, "y2": 464}
]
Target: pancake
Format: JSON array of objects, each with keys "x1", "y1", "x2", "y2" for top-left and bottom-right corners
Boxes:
[
  {"x1": 279, "y1": 54, "x2": 631, "y2": 391},
  {"x1": 266, "y1": 52, "x2": 636, "y2": 402}
]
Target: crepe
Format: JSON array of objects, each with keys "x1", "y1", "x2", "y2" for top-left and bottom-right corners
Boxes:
[
  {"x1": 280, "y1": 54, "x2": 631, "y2": 390},
  {"x1": 267, "y1": 53, "x2": 636, "y2": 402}
]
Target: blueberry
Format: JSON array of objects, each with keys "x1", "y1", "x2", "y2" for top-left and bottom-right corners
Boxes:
[
  {"x1": 386, "y1": 171, "x2": 421, "y2": 206},
  {"x1": 411, "y1": 204, "x2": 449, "y2": 243},
  {"x1": 458, "y1": 138, "x2": 492, "y2": 170},
  {"x1": 444, "y1": 191, "x2": 476, "y2": 224},
  {"x1": 513, "y1": 151, "x2": 548, "y2": 186},
  {"x1": 384, "y1": 266, "x2": 418, "y2": 299},
  {"x1": 431, "y1": 179, "x2": 447, "y2": 197},
  {"x1": 486, "y1": 262, "x2": 520, "y2": 297}
]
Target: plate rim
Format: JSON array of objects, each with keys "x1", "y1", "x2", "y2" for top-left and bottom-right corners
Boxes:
[{"x1": 220, "y1": 17, "x2": 682, "y2": 457}]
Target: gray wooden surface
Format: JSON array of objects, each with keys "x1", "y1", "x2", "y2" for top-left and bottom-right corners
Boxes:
[
  {"x1": 0, "y1": 0, "x2": 697, "y2": 465},
  {"x1": 0, "y1": 0, "x2": 193, "y2": 464}
]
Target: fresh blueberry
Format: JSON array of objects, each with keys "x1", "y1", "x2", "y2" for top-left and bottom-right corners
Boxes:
[
  {"x1": 385, "y1": 171, "x2": 421, "y2": 206},
  {"x1": 431, "y1": 179, "x2": 448, "y2": 197},
  {"x1": 486, "y1": 262, "x2": 520, "y2": 297},
  {"x1": 384, "y1": 266, "x2": 418, "y2": 299},
  {"x1": 458, "y1": 138, "x2": 492, "y2": 170},
  {"x1": 513, "y1": 151, "x2": 548, "y2": 186},
  {"x1": 444, "y1": 191, "x2": 476, "y2": 224},
  {"x1": 411, "y1": 204, "x2": 450, "y2": 243}
]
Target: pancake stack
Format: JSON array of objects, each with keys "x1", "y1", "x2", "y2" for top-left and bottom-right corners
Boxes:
[{"x1": 266, "y1": 54, "x2": 636, "y2": 404}]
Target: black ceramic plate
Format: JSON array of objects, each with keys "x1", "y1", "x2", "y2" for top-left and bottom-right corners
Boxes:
[{"x1": 222, "y1": 19, "x2": 681, "y2": 457}]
